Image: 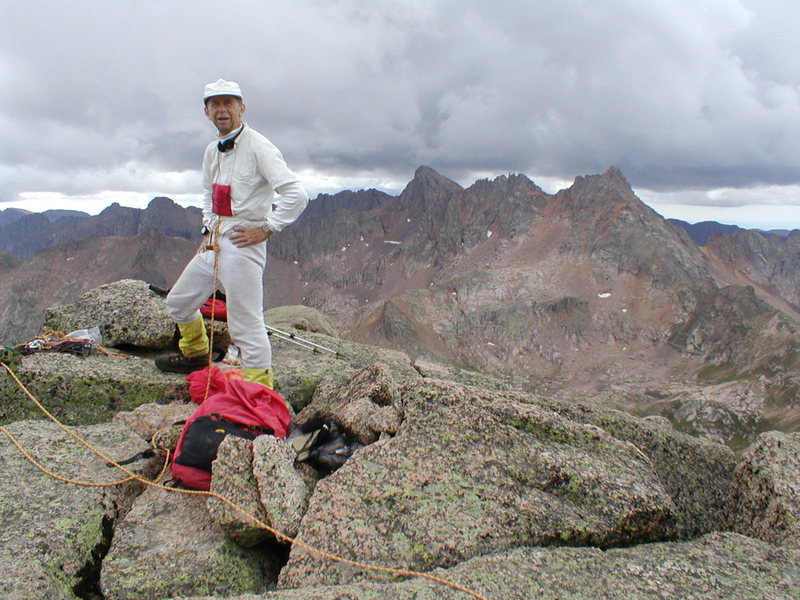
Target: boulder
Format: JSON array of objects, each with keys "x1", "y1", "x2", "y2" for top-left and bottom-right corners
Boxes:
[
  {"x1": 269, "y1": 326, "x2": 421, "y2": 412},
  {"x1": 39, "y1": 278, "x2": 232, "y2": 354},
  {"x1": 207, "y1": 436, "x2": 273, "y2": 548},
  {"x1": 293, "y1": 362, "x2": 403, "y2": 444},
  {"x1": 42, "y1": 279, "x2": 176, "y2": 348},
  {"x1": 100, "y1": 486, "x2": 274, "y2": 600},
  {"x1": 264, "y1": 305, "x2": 339, "y2": 337},
  {"x1": 112, "y1": 401, "x2": 195, "y2": 444},
  {"x1": 252, "y1": 434, "x2": 311, "y2": 541},
  {"x1": 545, "y1": 397, "x2": 737, "y2": 538},
  {"x1": 0, "y1": 352, "x2": 188, "y2": 426},
  {"x1": 206, "y1": 434, "x2": 312, "y2": 547},
  {"x1": 0, "y1": 420, "x2": 160, "y2": 600},
  {"x1": 729, "y1": 431, "x2": 800, "y2": 547},
  {"x1": 179, "y1": 532, "x2": 800, "y2": 599},
  {"x1": 278, "y1": 378, "x2": 679, "y2": 588}
]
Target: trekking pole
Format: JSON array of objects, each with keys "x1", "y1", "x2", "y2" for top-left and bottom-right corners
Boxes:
[
  {"x1": 265, "y1": 325, "x2": 339, "y2": 356},
  {"x1": 266, "y1": 328, "x2": 319, "y2": 353}
]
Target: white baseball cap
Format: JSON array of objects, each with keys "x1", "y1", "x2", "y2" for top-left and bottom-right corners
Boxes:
[{"x1": 203, "y1": 79, "x2": 243, "y2": 102}]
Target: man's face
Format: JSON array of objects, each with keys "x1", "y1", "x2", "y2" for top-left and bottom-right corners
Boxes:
[{"x1": 204, "y1": 95, "x2": 245, "y2": 135}]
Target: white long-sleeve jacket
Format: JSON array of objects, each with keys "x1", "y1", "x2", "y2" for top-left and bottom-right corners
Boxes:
[{"x1": 201, "y1": 123, "x2": 308, "y2": 234}]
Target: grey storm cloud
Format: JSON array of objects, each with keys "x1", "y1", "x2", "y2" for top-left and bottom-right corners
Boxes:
[{"x1": 1, "y1": 0, "x2": 798, "y2": 226}]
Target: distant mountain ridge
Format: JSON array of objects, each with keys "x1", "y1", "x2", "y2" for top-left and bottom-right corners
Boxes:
[
  {"x1": 0, "y1": 230, "x2": 195, "y2": 345},
  {"x1": 1, "y1": 192, "x2": 791, "y2": 258},
  {"x1": 2, "y1": 167, "x2": 797, "y2": 347},
  {"x1": 668, "y1": 218, "x2": 797, "y2": 245},
  {"x1": 0, "y1": 207, "x2": 91, "y2": 227},
  {"x1": 0, "y1": 207, "x2": 31, "y2": 227},
  {"x1": 0, "y1": 199, "x2": 200, "y2": 258}
]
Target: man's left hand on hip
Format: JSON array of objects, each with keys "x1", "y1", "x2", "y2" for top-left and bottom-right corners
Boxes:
[{"x1": 230, "y1": 225, "x2": 271, "y2": 247}]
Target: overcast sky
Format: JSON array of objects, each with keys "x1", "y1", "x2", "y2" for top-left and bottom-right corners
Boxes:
[{"x1": 1, "y1": 0, "x2": 797, "y2": 229}]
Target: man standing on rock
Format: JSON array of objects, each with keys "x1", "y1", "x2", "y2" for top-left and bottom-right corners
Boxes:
[{"x1": 155, "y1": 79, "x2": 308, "y2": 388}]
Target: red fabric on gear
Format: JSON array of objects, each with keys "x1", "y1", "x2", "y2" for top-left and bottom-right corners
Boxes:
[
  {"x1": 173, "y1": 366, "x2": 291, "y2": 490},
  {"x1": 199, "y1": 298, "x2": 227, "y2": 321},
  {"x1": 186, "y1": 366, "x2": 228, "y2": 404}
]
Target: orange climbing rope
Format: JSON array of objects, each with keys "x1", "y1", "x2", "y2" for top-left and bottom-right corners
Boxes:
[
  {"x1": 0, "y1": 361, "x2": 489, "y2": 600},
  {"x1": 0, "y1": 424, "x2": 171, "y2": 488},
  {"x1": 202, "y1": 220, "x2": 222, "y2": 403}
]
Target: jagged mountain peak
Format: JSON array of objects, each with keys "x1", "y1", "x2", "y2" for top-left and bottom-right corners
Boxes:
[
  {"x1": 305, "y1": 188, "x2": 394, "y2": 220},
  {"x1": 466, "y1": 172, "x2": 545, "y2": 196},
  {"x1": 546, "y1": 166, "x2": 715, "y2": 289},
  {"x1": 0, "y1": 197, "x2": 202, "y2": 259},
  {"x1": 399, "y1": 166, "x2": 463, "y2": 206},
  {"x1": 555, "y1": 166, "x2": 666, "y2": 228},
  {"x1": 600, "y1": 165, "x2": 629, "y2": 184},
  {"x1": 412, "y1": 165, "x2": 462, "y2": 187},
  {"x1": 567, "y1": 166, "x2": 635, "y2": 199}
]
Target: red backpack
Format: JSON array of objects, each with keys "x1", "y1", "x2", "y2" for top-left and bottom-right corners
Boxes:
[{"x1": 171, "y1": 368, "x2": 291, "y2": 490}]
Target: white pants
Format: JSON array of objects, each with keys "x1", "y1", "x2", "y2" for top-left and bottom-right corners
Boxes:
[{"x1": 166, "y1": 235, "x2": 271, "y2": 370}]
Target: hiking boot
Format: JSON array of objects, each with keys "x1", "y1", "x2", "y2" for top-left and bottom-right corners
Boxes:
[{"x1": 154, "y1": 352, "x2": 208, "y2": 374}]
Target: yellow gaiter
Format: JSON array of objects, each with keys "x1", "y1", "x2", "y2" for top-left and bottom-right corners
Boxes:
[
  {"x1": 177, "y1": 317, "x2": 209, "y2": 358},
  {"x1": 242, "y1": 367, "x2": 274, "y2": 389}
]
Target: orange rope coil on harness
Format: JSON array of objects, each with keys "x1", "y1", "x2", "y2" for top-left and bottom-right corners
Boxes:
[{"x1": 0, "y1": 361, "x2": 489, "y2": 600}]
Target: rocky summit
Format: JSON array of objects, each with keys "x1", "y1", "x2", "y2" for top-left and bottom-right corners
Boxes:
[
  {"x1": 0, "y1": 165, "x2": 798, "y2": 599},
  {"x1": 0, "y1": 280, "x2": 799, "y2": 599}
]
